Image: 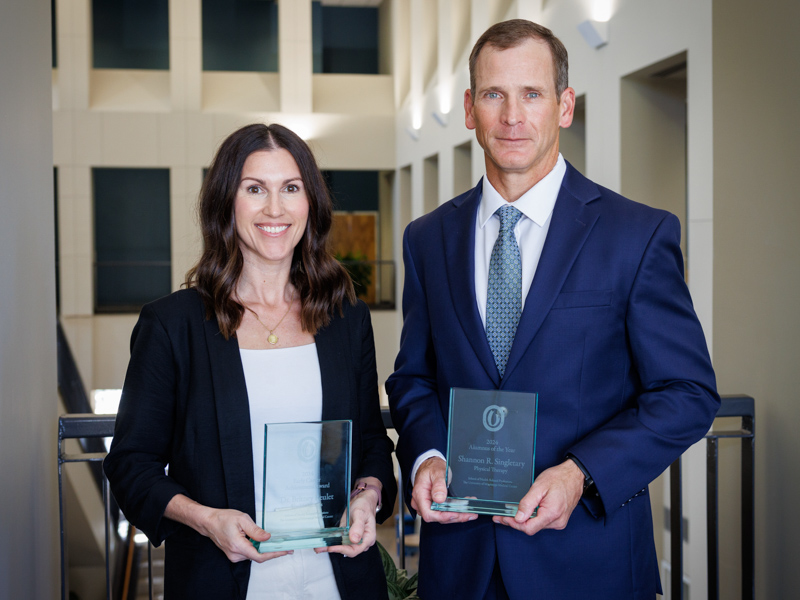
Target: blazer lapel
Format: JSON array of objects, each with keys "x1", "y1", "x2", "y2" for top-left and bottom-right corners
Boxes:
[
  {"x1": 443, "y1": 181, "x2": 500, "y2": 385},
  {"x1": 502, "y1": 165, "x2": 601, "y2": 383},
  {"x1": 316, "y1": 316, "x2": 352, "y2": 422},
  {"x1": 203, "y1": 317, "x2": 256, "y2": 518}
]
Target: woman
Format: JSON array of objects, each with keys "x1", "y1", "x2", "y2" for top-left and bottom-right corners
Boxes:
[{"x1": 104, "y1": 123, "x2": 397, "y2": 599}]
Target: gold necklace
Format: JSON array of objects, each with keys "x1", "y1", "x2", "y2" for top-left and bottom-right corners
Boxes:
[{"x1": 250, "y1": 290, "x2": 295, "y2": 345}]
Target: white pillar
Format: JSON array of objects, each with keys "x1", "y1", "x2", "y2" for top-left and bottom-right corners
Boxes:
[
  {"x1": 409, "y1": 0, "x2": 424, "y2": 130},
  {"x1": 56, "y1": 0, "x2": 91, "y2": 110},
  {"x1": 279, "y1": 0, "x2": 312, "y2": 113},
  {"x1": 0, "y1": 0, "x2": 59, "y2": 596},
  {"x1": 170, "y1": 0, "x2": 202, "y2": 110}
]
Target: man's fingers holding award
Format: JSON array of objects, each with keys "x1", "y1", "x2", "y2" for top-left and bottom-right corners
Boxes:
[
  {"x1": 412, "y1": 457, "x2": 477, "y2": 524},
  {"x1": 492, "y1": 460, "x2": 584, "y2": 536}
]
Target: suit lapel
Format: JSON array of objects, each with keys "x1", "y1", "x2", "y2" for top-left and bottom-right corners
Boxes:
[
  {"x1": 502, "y1": 165, "x2": 601, "y2": 383},
  {"x1": 443, "y1": 181, "x2": 500, "y2": 385},
  {"x1": 203, "y1": 317, "x2": 256, "y2": 518}
]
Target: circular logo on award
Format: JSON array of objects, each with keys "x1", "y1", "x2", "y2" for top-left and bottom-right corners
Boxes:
[
  {"x1": 483, "y1": 405, "x2": 508, "y2": 432},
  {"x1": 297, "y1": 437, "x2": 318, "y2": 462}
]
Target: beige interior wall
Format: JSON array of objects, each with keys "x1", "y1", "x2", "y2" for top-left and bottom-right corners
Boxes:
[
  {"x1": 453, "y1": 140, "x2": 473, "y2": 196},
  {"x1": 0, "y1": 0, "x2": 59, "y2": 596},
  {"x1": 712, "y1": 0, "x2": 800, "y2": 597},
  {"x1": 379, "y1": 0, "x2": 394, "y2": 76},
  {"x1": 621, "y1": 72, "x2": 687, "y2": 259},
  {"x1": 559, "y1": 94, "x2": 586, "y2": 175},
  {"x1": 423, "y1": 153, "x2": 440, "y2": 213}
]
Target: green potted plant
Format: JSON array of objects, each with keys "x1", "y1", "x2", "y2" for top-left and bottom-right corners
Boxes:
[
  {"x1": 377, "y1": 541, "x2": 419, "y2": 600},
  {"x1": 335, "y1": 251, "x2": 372, "y2": 299}
]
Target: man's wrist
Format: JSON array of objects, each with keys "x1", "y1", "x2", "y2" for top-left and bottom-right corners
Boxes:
[
  {"x1": 411, "y1": 449, "x2": 446, "y2": 485},
  {"x1": 567, "y1": 454, "x2": 595, "y2": 495}
]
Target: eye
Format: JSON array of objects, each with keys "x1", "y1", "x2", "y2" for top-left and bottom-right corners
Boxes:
[
  {"x1": 284, "y1": 183, "x2": 301, "y2": 193},
  {"x1": 486, "y1": 91, "x2": 500, "y2": 100},
  {"x1": 246, "y1": 184, "x2": 263, "y2": 194},
  {"x1": 526, "y1": 91, "x2": 540, "y2": 99}
]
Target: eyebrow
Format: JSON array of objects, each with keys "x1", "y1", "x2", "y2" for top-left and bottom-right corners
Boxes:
[
  {"x1": 241, "y1": 176, "x2": 303, "y2": 186},
  {"x1": 480, "y1": 85, "x2": 546, "y2": 94}
]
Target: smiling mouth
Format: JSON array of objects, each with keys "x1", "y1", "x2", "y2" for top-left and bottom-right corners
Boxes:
[{"x1": 257, "y1": 224, "x2": 289, "y2": 234}]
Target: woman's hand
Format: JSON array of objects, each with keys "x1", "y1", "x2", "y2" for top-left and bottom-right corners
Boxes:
[
  {"x1": 199, "y1": 507, "x2": 292, "y2": 563},
  {"x1": 165, "y1": 494, "x2": 291, "y2": 563},
  {"x1": 319, "y1": 478, "x2": 381, "y2": 557}
]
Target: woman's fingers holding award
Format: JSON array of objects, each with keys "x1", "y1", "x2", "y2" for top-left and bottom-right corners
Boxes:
[
  {"x1": 202, "y1": 507, "x2": 292, "y2": 563},
  {"x1": 322, "y1": 498, "x2": 376, "y2": 557}
]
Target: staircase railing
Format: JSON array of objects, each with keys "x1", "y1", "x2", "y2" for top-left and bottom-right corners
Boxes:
[{"x1": 669, "y1": 394, "x2": 755, "y2": 599}]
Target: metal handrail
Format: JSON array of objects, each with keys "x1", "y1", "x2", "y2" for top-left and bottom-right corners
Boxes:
[
  {"x1": 58, "y1": 414, "x2": 116, "y2": 600},
  {"x1": 58, "y1": 414, "x2": 154, "y2": 600},
  {"x1": 381, "y1": 408, "x2": 407, "y2": 569},
  {"x1": 669, "y1": 394, "x2": 755, "y2": 599}
]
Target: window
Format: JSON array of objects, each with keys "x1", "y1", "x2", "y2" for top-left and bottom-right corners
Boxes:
[
  {"x1": 325, "y1": 170, "x2": 379, "y2": 212},
  {"x1": 93, "y1": 168, "x2": 171, "y2": 312},
  {"x1": 92, "y1": 0, "x2": 169, "y2": 69},
  {"x1": 312, "y1": 3, "x2": 379, "y2": 74},
  {"x1": 203, "y1": 0, "x2": 278, "y2": 72},
  {"x1": 324, "y1": 171, "x2": 395, "y2": 309}
]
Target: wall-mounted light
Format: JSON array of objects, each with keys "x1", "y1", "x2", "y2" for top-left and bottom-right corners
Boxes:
[
  {"x1": 405, "y1": 126, "x2": 420, "y2": 141},
  {"x1": 578, "y1": 19, "x2": 608, "y2": 50},
  {"x1": 432, "y1": 110, "x2": 449, "y2": 127},
  {"x1": 591, "y1": 0, "x2": 614, "y2": 22}
]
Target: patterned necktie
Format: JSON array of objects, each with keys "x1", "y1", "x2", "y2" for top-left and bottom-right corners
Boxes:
[{"x1": 486, "y1": 204, "x2": 523, "y2": 378}]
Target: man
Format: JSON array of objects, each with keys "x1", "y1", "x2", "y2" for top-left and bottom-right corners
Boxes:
[{"x1": 386, "y1": 19, "x2": 719, "y2": 599}]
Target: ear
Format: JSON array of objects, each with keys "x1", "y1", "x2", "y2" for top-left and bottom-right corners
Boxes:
[
  {"x1": 464, "y1": 89, "x2": 476, "y2": 131},
  {"x1": 558, "y1": 87, "x2": 576, "y2": 128}
]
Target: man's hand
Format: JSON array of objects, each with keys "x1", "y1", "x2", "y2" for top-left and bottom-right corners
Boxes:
[
  {"x1": 411, "y1": 457, "x2": 477, "y2": 524},
  {"x1": 492, "y1": 459, "x2": 584, "y2": 535}
]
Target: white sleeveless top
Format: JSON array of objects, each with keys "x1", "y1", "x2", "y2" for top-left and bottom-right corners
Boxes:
[{"x1": 240, "y1": 344, "x2": 342, "y2": 600}]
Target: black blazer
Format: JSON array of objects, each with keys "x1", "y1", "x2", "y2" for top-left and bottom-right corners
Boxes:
[{"x1": 104, "y1": 289, "x2": 396, "y2": 599}]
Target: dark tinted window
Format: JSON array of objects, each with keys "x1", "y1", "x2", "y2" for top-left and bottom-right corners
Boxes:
[
  {"x1": 93, "y1": 168, "x2": 171, "y2": 312},
  {"x1": 203, "y1": 0, "x2": 278, "y2": 72},
  {"x1": 92, "y1": 0, "x2": 169, "y2": 69},
  {"x1": 324, "y1": 171, "x2": 379, "y2": 212},
  {"x1": 313, "y1": 3, "x2": 379, "y2": 74}
]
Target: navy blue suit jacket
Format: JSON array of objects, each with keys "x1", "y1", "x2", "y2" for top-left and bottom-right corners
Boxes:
[
  {"x1": 386, "y1": 163, "x2": 719, "y2": 599},
  {"x1": 104, "y1": 290, "x2": 396, "y2": 599}
]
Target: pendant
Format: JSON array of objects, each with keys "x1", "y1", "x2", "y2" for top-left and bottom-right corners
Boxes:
[{"x1": 268, "y1": 333, "x2": 278, "y2": 345}]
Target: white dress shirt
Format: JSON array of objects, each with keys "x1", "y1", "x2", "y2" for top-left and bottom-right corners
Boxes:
[{"x1": 411, "y1": 154, "x2": 567, "y2": 484}]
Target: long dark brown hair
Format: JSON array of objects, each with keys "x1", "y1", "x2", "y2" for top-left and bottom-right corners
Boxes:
[{"x1": 185, "y1": 123, "x2": 355, "y2": 338}]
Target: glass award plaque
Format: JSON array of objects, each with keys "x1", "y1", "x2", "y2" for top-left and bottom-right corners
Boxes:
[
  {"x1": 253, "y1": 420, "x2": 352, "y2": 552},
  {"x1": 432, "y1": 388, "x2": 538, "y2": 517}
]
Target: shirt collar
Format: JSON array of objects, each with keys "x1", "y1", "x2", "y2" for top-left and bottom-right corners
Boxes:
[{"x1": 478, "y1": 154, "x2": 567, "y2": 229}]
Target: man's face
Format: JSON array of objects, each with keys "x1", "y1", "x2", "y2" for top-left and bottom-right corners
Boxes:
[{"x1": 465, "y1": 39, "x2": 574, "y2": 185}]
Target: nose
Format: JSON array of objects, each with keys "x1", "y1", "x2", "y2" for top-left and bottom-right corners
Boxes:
[
  {"x1": 262, "y1": 193, "x2": 282, "y2": 217},
  {"x1": 502, "y1": 96, "x2": 524, "y2": 126}
]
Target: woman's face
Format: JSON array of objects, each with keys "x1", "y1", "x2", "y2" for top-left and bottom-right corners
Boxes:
[{"x1": 234, "y1": 148, "x2": 310, "y2": 270}]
